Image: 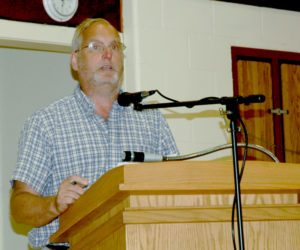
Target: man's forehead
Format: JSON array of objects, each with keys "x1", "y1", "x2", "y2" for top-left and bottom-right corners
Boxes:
[{"x1": 83, "y1": 22, "x2": 119, "y2": 39}]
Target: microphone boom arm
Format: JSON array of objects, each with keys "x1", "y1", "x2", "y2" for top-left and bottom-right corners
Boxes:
[{"x1": 134, "y1": 95, "x2": 265, "y2": 111}]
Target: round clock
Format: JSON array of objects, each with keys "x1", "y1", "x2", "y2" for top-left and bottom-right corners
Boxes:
[{"x1": 43, "y1": 0, "x2": 79, "y2": 22}]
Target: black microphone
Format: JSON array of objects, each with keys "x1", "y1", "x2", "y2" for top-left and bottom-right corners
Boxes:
[
  {"x1": 219, "y1": 94, "x2": 265, "y2": 105},
  {"x1": 118, "y1": 90, "x2": 156, "y2": 107},
  {"x1": 123, "y1": 151, "x2": 164, "y2": 162},
  {"x1": 242, "y1": 94, "x2": 265, "y2": 105}
]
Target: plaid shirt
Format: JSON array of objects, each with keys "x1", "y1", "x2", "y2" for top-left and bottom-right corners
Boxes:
[{"x1": 11, "y1": 85, "x2": 178, "y2": 248}]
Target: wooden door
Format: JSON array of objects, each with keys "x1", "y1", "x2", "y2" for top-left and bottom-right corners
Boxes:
[
  {"x1": 236, "y1": 60, "x2": 275, "y2": 161},
  {"x1": 232, "y1": 47, "x2": 300, "y2": 163},
  {"x1": 281, "y1": 64, "x2": 300, "y2": 162}
]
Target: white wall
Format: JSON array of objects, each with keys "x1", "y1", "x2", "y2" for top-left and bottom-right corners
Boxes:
[
  {"x1": 123, "y1": 0, "x2": 300, "y2": 157},
  {"x1": 0, "y1": 96, "x2": 3, "y2": 248},
  {"x1": 2, "y1": 0, "x2": 300, "y2": 249}
]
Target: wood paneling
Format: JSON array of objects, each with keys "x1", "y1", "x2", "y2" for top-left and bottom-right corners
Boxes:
[{"x1": 124, "y1": 221, "x2": 300, "y2": 250}]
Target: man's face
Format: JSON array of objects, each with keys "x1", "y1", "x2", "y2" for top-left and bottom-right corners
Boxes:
[{"x1": 73, "y1": 22, "x2": 124, "y2": 91}]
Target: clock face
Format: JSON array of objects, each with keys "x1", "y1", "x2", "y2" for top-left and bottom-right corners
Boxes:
[{"x1": 43, "y1": 0, "x2": 78, "y2": 22}]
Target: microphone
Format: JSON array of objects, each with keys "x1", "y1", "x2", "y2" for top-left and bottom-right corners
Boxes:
[
  {"x1": 242, "y1": 94, "x2": 265, "y2": 105},
  {"x1": 118, "y1": 90, "x2": 156, "y2": 107},
  {"x1": 219, "y1": 94, "x2": 265, "y2": 105},
  {"x1": 123, "y1": 151, "x2": 164, "y2": 162}
]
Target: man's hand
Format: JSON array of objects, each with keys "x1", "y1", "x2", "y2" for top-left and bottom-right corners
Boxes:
[
  {"x1": 10, "y1": 176, "x2": 88, "y2": 228},
  {"x1": 55, "y1": 176, "x2": 88, "y2": 213}
]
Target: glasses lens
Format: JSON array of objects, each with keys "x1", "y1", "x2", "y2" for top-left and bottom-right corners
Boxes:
[{"x1": 80, "y1": 41, "x2": 125, "y2": 53}]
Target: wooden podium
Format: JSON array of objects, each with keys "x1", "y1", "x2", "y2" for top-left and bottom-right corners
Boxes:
[{"x1": 50, "y1": 161, "x2": 300, "y2": 249}]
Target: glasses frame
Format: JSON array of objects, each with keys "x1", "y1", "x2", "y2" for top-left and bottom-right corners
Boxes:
[{"x1": 75, "y1": 41, "x2": 126, "y2": 54}]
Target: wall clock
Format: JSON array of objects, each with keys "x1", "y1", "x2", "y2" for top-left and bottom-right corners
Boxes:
[
  {"x1": 42, "y1": 0, "x2": 79, "y2": 22},
  {"x1": 0, "y1": 0, "x2": 121, "y2": 30}
]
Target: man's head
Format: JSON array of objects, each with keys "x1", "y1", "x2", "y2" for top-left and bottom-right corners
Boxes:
[{"x1": 71, "y1": 18, "x2": 125, "y2": 95}]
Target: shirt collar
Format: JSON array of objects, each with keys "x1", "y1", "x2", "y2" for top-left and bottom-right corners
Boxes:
[
  {"x1": 74, "y1": 84, "x2": 124, "y2": 116},
  {"x1": 74, "y1": 85, "x2": 95, "y2": 115}
]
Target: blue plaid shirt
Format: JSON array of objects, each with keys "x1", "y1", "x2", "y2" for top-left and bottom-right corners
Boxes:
[{"x1": 11, "y1": 85, "x2": 178, "y2": 249}]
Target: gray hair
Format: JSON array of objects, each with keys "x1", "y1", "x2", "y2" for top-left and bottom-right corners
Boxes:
[{"x1": 71, "y1": 18, "x2": 122, "y2": 52}]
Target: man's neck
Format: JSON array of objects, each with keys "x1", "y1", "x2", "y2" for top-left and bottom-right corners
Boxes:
[
  {"x1": 93, "y1": 95, "x2": 116, "y2": 121},
  {"x1": 81, "y1": 83, "x2": 119, "y2": 121}
]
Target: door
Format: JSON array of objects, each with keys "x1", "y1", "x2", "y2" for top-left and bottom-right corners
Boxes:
[
  {"x1": 232, "y1": 47, "x2": 300, "y2": 163},
  {"x1": 281, "y1": 63, "x2": 300, "y2": 162},
  {"x1": 236, "y1": 59, "x2": 275, "y2": 161}
]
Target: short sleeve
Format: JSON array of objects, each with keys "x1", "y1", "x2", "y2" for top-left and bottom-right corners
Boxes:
[{"x1": 11, "y1": 113, "x2": 53, "y2": 194}]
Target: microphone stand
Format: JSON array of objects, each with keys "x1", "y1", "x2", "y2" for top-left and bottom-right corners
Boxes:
[
  {"x1": 225, "y1": 100, "x2": 245, "y2": 250},
  {"x1": 133, "y1": 95, "x2": 262, "y2": 250}
]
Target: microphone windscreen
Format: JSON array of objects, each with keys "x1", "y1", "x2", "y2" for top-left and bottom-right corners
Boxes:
[{"x1": 123, "y1": 151, "x2": 145, "y2": 162}]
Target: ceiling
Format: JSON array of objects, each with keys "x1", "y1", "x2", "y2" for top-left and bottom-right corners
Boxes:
[
  {"x1": 214, "y1": 0, "x2": 300, "y2": 12},
  {"x1": 0, "y1": 0, "x2": 122, "y2": 31}
]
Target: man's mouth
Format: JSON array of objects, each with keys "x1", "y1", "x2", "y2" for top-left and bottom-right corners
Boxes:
[{"x1": 101, "y1": 65, "x2": 113, "y2": 70}]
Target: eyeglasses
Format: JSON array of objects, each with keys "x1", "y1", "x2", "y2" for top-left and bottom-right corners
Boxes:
[{"x1": 76, "y1": 41, "x2": 126, "y2": 54}]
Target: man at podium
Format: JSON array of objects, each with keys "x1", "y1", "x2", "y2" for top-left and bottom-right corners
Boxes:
[{"x1": 10, "y1": 18, "x2": 178, "y2": 249}]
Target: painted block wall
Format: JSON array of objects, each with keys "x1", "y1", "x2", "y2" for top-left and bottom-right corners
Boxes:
[{"x1": 123, "y1": 0, "x2": 300, "y2": 157}]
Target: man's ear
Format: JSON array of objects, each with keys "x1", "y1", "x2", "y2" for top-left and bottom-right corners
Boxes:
[{"x1": 71, "y1": 52, "x2": 79, "y2": 71}]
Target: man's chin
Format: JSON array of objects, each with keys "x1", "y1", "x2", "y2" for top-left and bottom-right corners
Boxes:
[
  {"x1": 94, "y1": 72, "x2": 120, "y2": 85},
  {"x1": 93, "y1": 74, "x2": 119, "y2": 87}
]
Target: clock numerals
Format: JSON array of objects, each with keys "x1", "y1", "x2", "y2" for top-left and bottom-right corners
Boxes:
[
  {"x1": 43, "y1": 0, "x2": 78, "y2": 22},
  {"x1": 54, "y1": 0, "x2": 76, "y2": 16}
]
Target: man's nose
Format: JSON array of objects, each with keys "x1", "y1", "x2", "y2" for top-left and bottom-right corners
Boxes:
[{"x1": 102, "y1": 46, "x2": 112, "y2": 59}]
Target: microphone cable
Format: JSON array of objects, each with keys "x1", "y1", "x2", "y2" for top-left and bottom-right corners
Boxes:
[
  {"x1": 231, "y1": 116, "x2": 248, "y2": 250},
  {"x1": 155, "y1": 90, "x2": 179, "y2": 102}
]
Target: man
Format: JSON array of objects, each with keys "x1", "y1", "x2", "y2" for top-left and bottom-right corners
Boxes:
[{"x1": 10, "y1": 18, "x2": 178, "y2": 249}]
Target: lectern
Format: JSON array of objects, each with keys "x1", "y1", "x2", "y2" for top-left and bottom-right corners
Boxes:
[{"x1": 50, "y1": 161, "x2": 300, "y2": 249}]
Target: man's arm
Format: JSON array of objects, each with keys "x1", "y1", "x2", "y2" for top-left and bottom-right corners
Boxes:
[{"x1": 10, "y1": 176, "x2": 88, "y2": 228}]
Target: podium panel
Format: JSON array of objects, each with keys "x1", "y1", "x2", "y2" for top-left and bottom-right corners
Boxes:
[{"x1": 49, "y1": 161, "x2": 300, "y2": 249}]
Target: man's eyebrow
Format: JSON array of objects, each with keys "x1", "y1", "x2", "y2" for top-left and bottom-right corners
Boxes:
[
  {"x1": 84, "y1": 39, "x2": 120, "y2": 44},
  {"x1": 83, "y1": 39, "x2": 104, "y2": 44}
]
